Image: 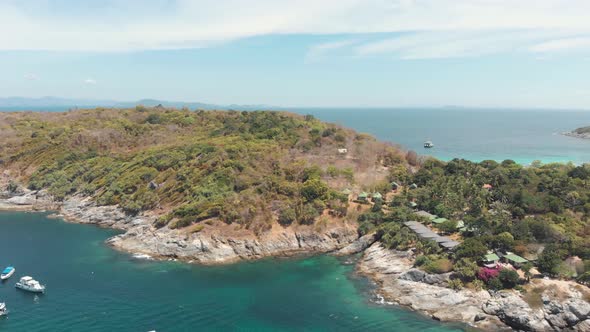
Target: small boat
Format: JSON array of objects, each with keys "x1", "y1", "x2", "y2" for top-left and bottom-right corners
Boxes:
[
  {"x1": 1, "y1": 266, "x2": 15, "y2": 280},
  {"x1": 424, "y1": 140, "x2": 434, "y2": 148},
  {"x1": 0, "y1": 302, "x2": 7, "y2": 316},
  {"x1": 15, "y1": 276, "x2": 45, "y2": 293}
]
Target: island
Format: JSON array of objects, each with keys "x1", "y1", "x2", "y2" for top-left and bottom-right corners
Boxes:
[
  {"x1": 563, "y1": 125, "x2": 590, "y2": 139},
  {"x1": 1, "y1": 107, "x2": 590, "y2": 331}
]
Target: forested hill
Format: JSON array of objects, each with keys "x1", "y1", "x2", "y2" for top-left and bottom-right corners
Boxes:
[{"x1": 0, "y1": 107, "x2": 407, "y2": 232}]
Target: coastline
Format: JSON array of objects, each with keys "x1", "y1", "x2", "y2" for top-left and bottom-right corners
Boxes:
[
  {"x1": 357, "y1": 242, "x2": 590, "y2": 331},
  {"x1": 0, "y1": 187, "x2": 363, "y2": 265},
  {"x1": 562, "y1": 131, "x2": 590, "y2": 140},
  {"x1": 3, "y1": 188, "x2": 590, "y2": 331}
]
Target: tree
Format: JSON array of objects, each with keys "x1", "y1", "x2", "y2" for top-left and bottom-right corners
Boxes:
[
  {"x1": 537, "y1": 244, "x2": 562, "y2": 276},
  {"x1": 300, "y1": 179, "x2": 328, "y2": 202},
  {"x1": 498, "y1": 269, "x2": 520, "y2": 289},
  {"x1": 454, "y1": 258, "x2": 479, "y2": 281},
  {"x1": 455, "y1": 238, "x2": 488, "y2": 261},
  {"x1": 436, "y1": 220, "x2": 458, "y2": 234},
  {"x1": 406, "y1": 151, "x2": 419, "y2": 166}
]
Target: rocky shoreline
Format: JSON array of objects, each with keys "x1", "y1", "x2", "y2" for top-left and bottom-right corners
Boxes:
[
  {"x1": 3, "y1": 188, "x2": 590, "y2": 331},
  {"x1": 562, "y1": 131, "x2": 590, "y2": 140},
  {"x1": 357, "y1": 242, "x2": 590, "y2": 331},
  {"x1": 0, "y1": 188, "x2": 362, "y2": 264}
]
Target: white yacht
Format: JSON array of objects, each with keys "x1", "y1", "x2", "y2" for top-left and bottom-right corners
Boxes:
[
  {"x1": 424, "y1": 140, "x2": 434, "y2": 148},
  {"x1": 1, "y1": 266, "x2": 15, "y2": 280},
  {"x1": 15, "y1": 276, "x2": 45, "y2": 293},
  {"x1": 0, "y1": 302, "x2": 7, "y2": 316}
]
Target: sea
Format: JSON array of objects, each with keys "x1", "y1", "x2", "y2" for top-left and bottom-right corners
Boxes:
[
  {"x1": 288, "y1": 108, "x2": 590, "y2": 165},
  {"x1": 0, "y1": 212, "x2": 464, "y2": 332},
  {"x1": 1, "y1": 107, "x2": 590, "y2": 331}
]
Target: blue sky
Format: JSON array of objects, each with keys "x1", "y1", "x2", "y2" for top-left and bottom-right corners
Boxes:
[{"x1": 2, "y1": 0, "x2": 590, "y2": 108}]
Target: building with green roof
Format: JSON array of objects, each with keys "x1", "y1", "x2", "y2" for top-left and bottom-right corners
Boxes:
[
  {"x1": 372, "y1": 192, "x2": 383, "y2": 202},
  {"x1": 502, "y1": 253, "x2": 528, "y2": 267},
  {"x1": 357, "y1": 192, "x2": 369, "y2": 202},
  {"x1": 432, "y1": 217, "x2": 449, "y2": 224}
]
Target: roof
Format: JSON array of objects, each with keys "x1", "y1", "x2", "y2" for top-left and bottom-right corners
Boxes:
[
  {"x1": 432, "y1": 217, "x2": 449, "y2": 224},
  {"x1": 341, "y1": 189, "x2": 352, "y2": 195},
  {"x1": 372, "y1": 192, "x2": 383, "y2": 198},
  {"x1": 415, "y1": 210, "x2": 437, "y2": 220},
  {"x1": 409, "y1": 202, "x2": 418, "y2": 207},
  {"x1": 456, "y1": 220, "x2": 465, "y2": 228},
  {"x1": 358, "y1": 192, "x2": 368, "y2": 198},
  {"x1": 440, "y1": 241, "x2": 460, "y2": 249},
  {"x1": 504, "y1": 253, "x2": 528, "y2": 264},
  {"x1": 484, "y1": 253, "x2": 500, "y2": 262},
  {"x1": 391, "y1": 181, "x2": 400, "y2": 187}
]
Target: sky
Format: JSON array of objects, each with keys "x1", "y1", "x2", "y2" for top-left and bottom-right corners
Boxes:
[{"x1": 1, "y1": 0, "x2": 590, "y2": 108}]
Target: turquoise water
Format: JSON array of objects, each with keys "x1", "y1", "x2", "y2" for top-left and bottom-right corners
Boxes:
[
  {"x1": 0, "y1": 212, "x2": 464, "y2": 331},
  {"x1": 292, "y1": 108, "x2": 590, "y2": 165}
]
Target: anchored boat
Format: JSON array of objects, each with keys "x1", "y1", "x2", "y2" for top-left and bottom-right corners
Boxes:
[
  {"x1": 1, "y1": 266, "x2": 15, "y2": 280},
  {"x1": 423, "y1": 140, "x2": 434, "y2": 148},
  {"x1": 0, "y1": 302, "x2": 7, "y2": 316},
  {"x1": 15, "y1": 276, "x2": 45, "y2": 293}
]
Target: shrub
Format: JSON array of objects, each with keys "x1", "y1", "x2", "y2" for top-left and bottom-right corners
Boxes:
[
  {"x1": 423, "y1": 258, "x2": 453, "y2": 274},
  {"x1": 278, "y1": 207, "x2": 296, "y2": 226},
  {"x1": 415, "y1": 255, "x2": 432, "y2": 267},
  {"x1": 498, "y1": 269, "x2": 520, "y2": 289},
  {"x1": 478, "y1": 267, "x2": 500, "y2": 283},
  {"x1": 487, "y1": 277, "x2": 503, "y2": 290},
  {"x1": 448, "y1": 278, "x2": 464, "y2": 290},
  {"x1": 454, "y1": 258, "x2": 479, "y2": 281}
]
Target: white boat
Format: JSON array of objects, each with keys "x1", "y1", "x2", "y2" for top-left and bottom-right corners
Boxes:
[
  {"x1": 1, "y1": 266, "x2": 15, "y2": 280},
  {"x1": 0, "y1": 302, "x2": 7, "y2": 316},
  {"x1": 15, "y1": 276, "x2": 45, "y2": 293},
  {"x1": 424, "y1": 140, "x2": 434, "y2": 148}
]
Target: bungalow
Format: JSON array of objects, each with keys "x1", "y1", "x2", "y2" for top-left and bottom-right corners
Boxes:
[
  {"x1": 372, "y1": 192, "x2": 383, "y2": 202},
  {"x1": 341, "y1": 188, "x2": 352, "y2": 197},
  {"x1": 483, "y1": 253, "x2": 500, "y2": 268},
  {"x1": 415, "y1": 210, "x2": 437, "y2": 221},
  {"x1": 391, "y1": 181, "x2": 400, "y2": 191},
  {"x1": 409, "y1": 201, "x2": 418, "y2": 208},
  {"x1": 501, "y1": 252, "x2": 529, "y2": 268},
  {"x1": 357, "y1": 192, "x2": 369, "y2": 202},
  {"x1": 409, "y1": 183, "x2": 418, "y2": 189},
  {"x1": 432, "y1": 217, "x2": 449, "y2": 225},
  {"x1": 440, "y1": 240, "x2": 460, "y2": 250}
]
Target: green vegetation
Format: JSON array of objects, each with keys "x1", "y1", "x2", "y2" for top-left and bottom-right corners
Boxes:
[
  {"x1": 356, "y1": 157, "x2": 590, "y2": 289},
  {"x1": 0, "y1": 107, "x2": 404, "y2": 232}
]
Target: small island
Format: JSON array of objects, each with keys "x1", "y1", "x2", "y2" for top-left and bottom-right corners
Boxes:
[
  {"x1": 1, "y1": 107, "x2": 590, "y2": 331},
  {"x1": 563, "y1": 125, "x2": 590, "y2": 139}
]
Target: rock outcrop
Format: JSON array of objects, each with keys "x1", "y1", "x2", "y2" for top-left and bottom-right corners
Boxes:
[
  {"x1": 358, "y1": 242, "x2": 590, "y2": 331},
  {"x1": 0, "y1": 189, "x2": 360, "y2": 264}
]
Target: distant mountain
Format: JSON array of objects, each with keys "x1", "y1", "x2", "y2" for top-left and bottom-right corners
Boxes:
[{"x1": 0, "y1": 97, "x2": 280, "y2": 111}]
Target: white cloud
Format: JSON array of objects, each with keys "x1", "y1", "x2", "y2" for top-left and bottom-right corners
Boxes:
[
  {"x1": 530, "y1": 37, "x2": 590, "y2": 53},
  {"x1": 2, "y1": 0, "x2": 590, "y2": 52},
  {"x1": 24, "y1": 73, "x2": 39, "y2": 80},
  {"x1": 304, "y1": 40, "x2": 358, "y2": 63},
  {"x1": 352, "y1": 30, "x2": 573, "y2": 59},
  {"x1": 84, "y1": 78, "x2": 97, "y2": 85}
]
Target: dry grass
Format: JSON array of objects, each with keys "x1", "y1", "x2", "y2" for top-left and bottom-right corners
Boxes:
[{"x1": 523, "y1": 285, "x2": 546, "y2": 309}]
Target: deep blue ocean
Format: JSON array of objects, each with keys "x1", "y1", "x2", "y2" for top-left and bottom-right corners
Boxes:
[{"x1": 288, "y1": 108, "x2": 590, "y2": 165}]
